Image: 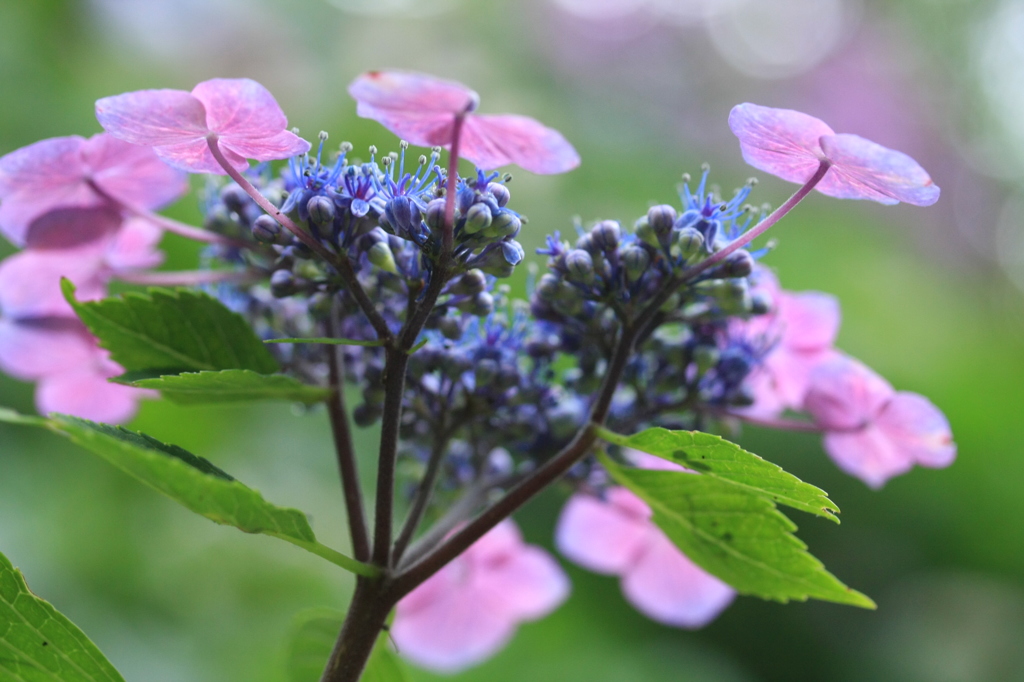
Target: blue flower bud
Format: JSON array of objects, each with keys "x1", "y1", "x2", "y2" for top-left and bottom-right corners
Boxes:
[
  {"x1": 621, "y1": 244, "x2": 650, "y2": 279},
  {"x1": 675, "y1": 227, "x2": 705, "y2": 261},
  {"x1": 367, "y1": 241, "x2": 399, "y2": 274},
  {"x1": 719, "y1": 249, "x2": 754, "y2": 278},
  {"x1": 270, "y1": 269, "x2": 299, "y2": 298},
  {"x1": 634, "y1": 217, "x2": 660, "y2": 247},
  {"x1": 220, "y1": 184, "x2": 250, "y2": 213},
  {"x1": 307, "y1": 195, "x2": 335, "y2": 225},
  {"x1": 438, "y1": 316, "x2": 463, "y2": 340},
  {"x1": 353, "y1": 404, "x2": 381, "y2": 427},
  {"x1": 535, "y1": 273, "x2": 562, "y2": 301},
  {"x1": 487, "y1": 182, "x2": 511, "y2": 208},
  {"x1": 565, "y1": 249, "x2": 594, "y2": 284},
  {"x1": 463, "y1": 203, "x2": 493, "y2": 235},
  {"x1": 351, "y1": 198, "x2": 370, "y2": 218},
  {"x1": 457, "y1": 186, "x2": 476, "y2": 215},
  {"x1": 385, "y1": 196, "x2": 421, "y2": 238},
  {"x1": 475, "y1": 359, "x2": 499, "y2": 387},
  {"x1": 452, "y1": 268, "x2": 487, "y2": 295},
  {"x1": 483, "y1": 210, "x2": 521, "y2": 239},
  {"x1": 750, "y1": 291, "x2": 772, "y2": 316},
  {"x1": 716, "y1": 279, "x2": 751, "y2": 314},
  {"x1": 252, "y1": 214, "x2": 284, "y2": 244},
  {"x1": 648, "y1": 205, "x2": 678, "y2": 235},
  {"x1": 501, "y1": 241, "x2": 525, "y2": 266},
  {"x1": 575, "y1": 233, "x2": 596, "y2": 253},
  {"x1": 425, "y1": 198, "x2": 447, "y2": 231},
  {"x1": 591, "y1": 220, "x2": 621, "y2": 251},
  {"x1": 470, "y1": 292, "x2": 494, "y2": 316}
]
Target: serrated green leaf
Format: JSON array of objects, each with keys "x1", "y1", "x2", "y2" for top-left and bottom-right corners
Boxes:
[
  {"x1": 601, "y1": 455, "x2": 875, "y2": 608},
  {"x1": 124, "y1": 370, "x2": 331, "y2": 405},
  {"x1": 286, "y1": 609, "x2": 409, "y2": 682},
  {"x1": 265, "y1": 337, "x2": 385, "y2": 347},
  {"x1": 62, "y1": 279, "x2": 278, "y2": 375},
  {"x1": 52, "y1": 415, "x2": 313, "y2": 541},
  {"x1": 0, "y1": 548, "x2": 125, "y2": 682},
  {"x1": 597, "y1": 426, "x2": 840, "y2": 523}
]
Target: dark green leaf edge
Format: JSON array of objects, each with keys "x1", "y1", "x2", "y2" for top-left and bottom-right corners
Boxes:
[{"x1": 120, "y1": 369, "x2": 332, "y2": 405}]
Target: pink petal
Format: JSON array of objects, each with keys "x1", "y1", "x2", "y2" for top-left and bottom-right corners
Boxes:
[
  {"x1": 221, "y1": 129, "x2": 310, "y2": 163},
  {"x1": 819, "y1": 134, "x2": 940, "y2": 207},
  {"x1": 103, "y1": 218, "x2": 164, "y2": 271},
  {"x1": 461, "y1": 114, "x2": 581, "y2": 174},
  {"x1": 0, "y1": 247, "x2": 106, "y2": 318},
  {"x1": 82, "y1": 133, "x2": 188, "y2": 211},
  {"x1": 876, "y1": 392, "x2": 956, "y2": 469},
  {"x1": 822, "y1": 426, "x2": 912, "y2": 489},
  {"x1": 36, "y1": 363, "x2": 143, "y2": 423},
  {"x1": 0, "y1": 136, "x2": 99, "y2": 244},
  {"x1": 739, "y1": 366, "x2": 787, "y2": 419},
  {"x1": 0, "y1": 319, "x2": 95, "y2": 380},
  {"x1": 154, "y1": 139, "x2": 243, "y2": 174},
  {"x1": 348, "y1": 71, "x2": 478, "y2": 147},
  {"x1": 804, "y1": 354, "x2": 894, "y2": 430},
  {"x1": 23, "y1": 206, "x2": 123, "y2": 250},
  {"x1": 625, "y1": 448, "x2": 690, "y2": 473},
  {"x1": 621, "y1": 530, "x2": 735, "y2": 629},
  {"x1": 479, "y1": 543, "x2": 569, "y2": 620},
  {"x1": 95, "y1": 89, "x2": 209, "y2": 147},
  {"x1": 765, "y1": 346, "x2": 841, "y2": 411},
  {"x1": 556, "y1": 492, "x2": 651, "y2": 574},
  {"x1": 392, "y1": 520, "x2": 564, "y2": 673},
  {"x1": 778, "y1": 291, "x2": 840, "y2": 351},
  {"x1": 392, "y1": 573, "x2": 517, "y2": 673},
  {"x1": 728, "y1": 103, "x2": 833, "y2": 185}
]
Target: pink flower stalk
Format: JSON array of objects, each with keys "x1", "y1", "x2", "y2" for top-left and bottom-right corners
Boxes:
[
  {"x1": 803, "y1": 354, "x2": 956, "y2": 488},
  {"x1": 0, "y1": 218, "x2": 163, "y2": 318},
  {"x1": 729, "y1": 103, "x2": 940, "y2": 206},
  {"x1": 95, "y1": 78, "x2": 310, "y2": 174},
  {"x1": 391, "y1": 520, "x2": 569, "y2": 673},
  {"x1": 741, "y1": 268, "x2": 842, "y2": 417},
  {"x1": 0, "y1": 318, "x2": 145, "y2": 423},
  {"x1": 348, "y1": 70, "x2": 580, "y2": 175},
  {"x1": 0, "y1": 133, "x2": 187, "y2": 246},
  {"x1": 556, "y1": 452, "x2": 735, "y2": 628}
]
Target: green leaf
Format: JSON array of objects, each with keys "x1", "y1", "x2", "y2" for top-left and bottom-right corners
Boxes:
[
  {"x1": 0, "y1": 407, "x2": 47, "y2": 427},
  {"x1": 265, "y1": 337, "x2": 385, "y2": 347},
  {"x1": 62, "y1": 279, "x2": 279, "y2": 375},
  {"x1": 596, "y1": 426, "x2": 840, "y2": 523},
  {"x1": 0, "y1": 548, "x2": 125, "y2": 682},
  {"x1": 52, "y1": 415, "x2": 312, "y2": 540},
  {"x1": 286, "y1": 609, "x2": 409, "y2": 682},
  {"x1": 124, "y1": 370, "x2": 331, "y2": 405},
  {"x1": 601, "y1": 455, "x2": 875, "y2": 608}
]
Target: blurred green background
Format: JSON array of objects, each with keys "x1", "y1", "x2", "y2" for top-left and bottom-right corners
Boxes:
[{"x1": 2, "y1": 0, "x2": 1024, "y2": 680}]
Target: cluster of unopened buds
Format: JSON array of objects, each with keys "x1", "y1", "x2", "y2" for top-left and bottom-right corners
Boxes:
[{"x1": 0, "y1": 69, "x2": 955, "y2": 680}]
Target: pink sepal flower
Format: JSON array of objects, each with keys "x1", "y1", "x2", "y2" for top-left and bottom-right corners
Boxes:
[
  {"x1": 391, "y1": 519, "x2": 569, "y2": 673},
  {"x1": 0, "y1": 318, "x2": 146, "y2": 423},
  {"x1": 728, "y1": 103, "x2": 939, "y2": 206},
  {"x1": 95, "y1": 78, "x2": 310, "y2": 174},
  {"x1": 741, "y1": 268, "x2": 843, "y2": 417},
  {"x1": 0, "y1": 218, "x2": 163, "y2": 318},
  {"x1": 556, "y1": 452, "x2": 735, "y2": 628},
  {"x1": 0, "y1": 133, "x2": 187, "y2": 246},
  {"x1": 348, "y1": 70, "x2": 580, "y2": 175},
  {"x1": 804, "y1": 354, "x2": 956, "y2": 488}
]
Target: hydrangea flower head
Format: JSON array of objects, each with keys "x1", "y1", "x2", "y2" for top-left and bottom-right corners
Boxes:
[
  {"x1": 556, "y1": 453, "x2": 735, "y2": 628},
  {"x1": 95, "y1": 78, "x2": 310, "y2": 174},
  {"x1": 348, "y1": 70, "x2": 580, "y2": 175},
  {"x1": 391, "y1": 519, "x2": 569, "y2": 672},
  {"x1": 0, "y1": 133, "x2": 187, "y2": 245},
  {"x1": 803, "y1": 354, "x2": 956, "y2": 487},
  {"x1": 729, "y1": 103, "x2": 940, "y2": 206}
]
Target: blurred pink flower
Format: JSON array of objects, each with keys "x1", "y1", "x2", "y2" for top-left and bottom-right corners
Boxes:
[
  {"x1": 95, "y1": 78, "x2": 310, "y2": 174},
  {"x1": 348, "y1": 70, "x2": 580, "y2": 175},
  {"x1": 741, "y1": 268, "x2": 842, "y2": 417},
  {"x1": 0, "y1": 133, "x2": 187, "y2": 246},
  {"x1": 0, "y1": 318, "x2": 144, "y2": 423},
  {"x1": 0, "y1": 217, "x2": 163, "y2": 318},
  {"x1": 556, "y1": 452, "x2": 735, "y2": 628},
  {"x1": 804, "y1": 354, "x2": 956, "y2": 487},
  {"x1": 728, "y1": 103, "x2": 940, "y2": 206},
  {"x1": 391, "y1": 519, "x2": 569, "y2": 673}
]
